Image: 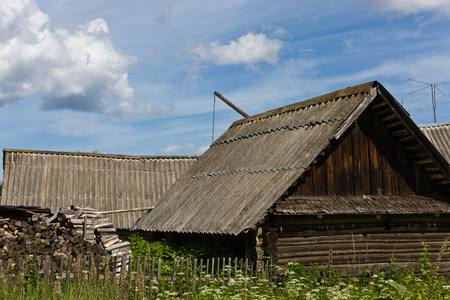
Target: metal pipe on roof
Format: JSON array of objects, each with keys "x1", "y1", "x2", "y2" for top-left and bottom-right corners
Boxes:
[{"x1": 214, "y1": 92, "x2": 250, "y2": 118}]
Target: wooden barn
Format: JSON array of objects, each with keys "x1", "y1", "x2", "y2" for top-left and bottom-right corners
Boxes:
[
  {"x1": 2, "y1": 149, "x2": 197, "y2": 231},
  {"x1": 132, "y1": 81, "x2": 450, "y2": 274}
]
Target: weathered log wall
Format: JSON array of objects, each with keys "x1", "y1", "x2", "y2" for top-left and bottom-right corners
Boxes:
[
  {"x1": 290, "y1": 108, "x2": 437, "y2": 197},
  {"x1": 257, "y1": 215, "x2": 450, "y2": 275}
]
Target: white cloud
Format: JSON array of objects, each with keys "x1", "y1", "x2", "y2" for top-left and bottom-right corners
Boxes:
[
  {"x1": 186, "y1": 32, "x2": 283, "y2": 69},
  {"x1": 0, "y1": 0, "x2": 164, "y2": 119},
  {"x1": 363, "y1": 0, "x2": 450, "y2": 18},
  {"x1": 160, "y1": 143, "x2": 209, "y2": 155},
  {"x1": 105, "y1": 100, "x2": 173, "y2": 119}
]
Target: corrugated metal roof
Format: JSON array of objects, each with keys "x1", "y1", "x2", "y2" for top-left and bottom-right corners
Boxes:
[
  {"x1": 2, "y1": 149, "x2": 197, "y2": 229},
  {"x1": 132, "y1": 82, "x2": 379, "y2": 235},
  {"x1": 420, "y1": 123, "x2": 450, "y2": 163},
  {"x1": 274, "y1": 194, "x2": 450, "y2": 215},
  {"x1": 132, "y1": 81, "x2": 450, "y2": 235}
]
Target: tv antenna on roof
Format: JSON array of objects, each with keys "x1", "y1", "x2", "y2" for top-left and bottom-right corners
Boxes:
[{"x1": 408, "y1": 78, "x2": 445, "y2": 123}]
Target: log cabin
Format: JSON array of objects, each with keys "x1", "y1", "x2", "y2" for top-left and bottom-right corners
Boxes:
[
  {"x1": 132, "y1": 81, "x2": 450, "y2": 274},
  {"x1": 2, "y1": 149, "x2": 197, "y2": 232}
]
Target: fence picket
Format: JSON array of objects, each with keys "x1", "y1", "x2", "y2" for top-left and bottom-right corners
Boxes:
[
  {"x1": 216, "y1": 257, "x2": 220, "y2": 279},
  {"x1": 136, "y1": 256, "x2": 140, "y2": 281},
  {"x1": 0, "y1": 254, "x2": 275, "y2": 286},
  {"x1": 43, "y1": 256, "x2": 49, "y2": 280},
  {"x1": 171, "y1": 258, "x2": 177, "y2": 290},
  {"x1": 244, "y1": 258, "x2": 248, "y2": 278},
  {"x1": 143, "y1": 256, "x2": 147, "y2": 281},
  {"x1": 50, "y1": 260, "x2": 56, "y2": 281},
  {"x1": 157, "y1": 258, "x2": 161, "y2": 283},
  {"x1": 193, "y1": 258, "x2": 197, "y2": 291},
  {"x1": 128, "y1": 256, "x2": 133, "y2": 278},
  {"x1": 205, "y1": 259, "x2": 209, "y2": 284},
  {"x1": 199, "y1": 259, "x2": 203, "y2": 285},
  {"x1": 150, "y1": 257, "x2": 155, "y2": 281},
  {"x1": 228, "y1": 257, "x2": 232, "y2": 282},
  {"x1": 65, "y1": 255, "x2": 72, "y2": 288}
]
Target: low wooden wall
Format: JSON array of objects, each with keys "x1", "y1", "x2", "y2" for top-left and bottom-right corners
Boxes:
[{"x1": 260, "y1": 216, "x2": 450, "y2": 276}]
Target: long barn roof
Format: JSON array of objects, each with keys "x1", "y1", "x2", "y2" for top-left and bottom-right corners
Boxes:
[
  {"x1": 132, "y1": 81, "x2": 450, "y2": 235},
  {"x1": 2, "y1": 149, "x2": 197, "y2": 229}
]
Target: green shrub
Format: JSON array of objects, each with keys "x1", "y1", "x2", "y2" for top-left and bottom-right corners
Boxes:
[{"x1": 128, "y1": 235, "x2": 237, "y2": 260}]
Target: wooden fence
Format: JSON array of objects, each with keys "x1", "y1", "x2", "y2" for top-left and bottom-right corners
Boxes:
[{"x1": 0, "y1": 254, "x2": 274, "y2": 285}]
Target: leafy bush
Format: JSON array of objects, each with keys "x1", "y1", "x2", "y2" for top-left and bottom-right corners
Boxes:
[{"x1": 128, "y1": 235, "x2": 237, "y2": 261}]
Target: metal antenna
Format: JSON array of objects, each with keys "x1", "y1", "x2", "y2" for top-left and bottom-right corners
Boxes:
[{"x1": 408, "y1": 78, "x2": 445, "y2": 123}]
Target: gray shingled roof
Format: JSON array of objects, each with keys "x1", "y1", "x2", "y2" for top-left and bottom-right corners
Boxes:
[
  {"x1": 132, "y1": 81, "x2": 450, "y2": 235},
  {"x1": 420, "y1": 122, "x2": 450, "y2": 164},
  {"x1": 2, "y1": 149, "x2": 197, "y2": 229}
]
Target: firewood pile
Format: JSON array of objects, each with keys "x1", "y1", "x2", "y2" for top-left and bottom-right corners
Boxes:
[{"x1": 0, "y1": 205, "x2": 131, "y2": 268}]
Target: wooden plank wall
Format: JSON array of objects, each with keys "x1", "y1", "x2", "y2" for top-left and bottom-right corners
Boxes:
[{"x1": 291, "y1": 109, "x2": 436, "y2": 197}]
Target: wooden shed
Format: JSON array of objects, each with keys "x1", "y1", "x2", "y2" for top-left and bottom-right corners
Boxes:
[
  {"x1": 2, "y1": 149, "x2": 197, "y2": 230},
  {"x1": 132, "y1": 81, "x2": 450, "y2": 274}
]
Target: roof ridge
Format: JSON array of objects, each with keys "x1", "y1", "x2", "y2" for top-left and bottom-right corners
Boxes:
[
  {"x1": 419, "y1": 122, "x2": 450, "y2": 128},
  {"x1": 3, "y1": 148, "x2": 198, "y2": 160},
  {"x1": 178, "y1": 165, "x2": 306, "y2": 180},
  {"x1": 212, "y1": 119, "x2": 340, "y2": 147},
  {"x1": 231, "y1": 81, "x2": 377, "y2": 127}
]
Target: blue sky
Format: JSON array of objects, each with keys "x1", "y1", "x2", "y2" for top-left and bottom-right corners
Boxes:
[{"x1": 1, "y1": 0, "x2": 450, "y2": 176}]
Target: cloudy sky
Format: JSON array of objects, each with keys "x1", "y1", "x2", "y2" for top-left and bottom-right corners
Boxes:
[{"x1": 1, "y1": 0, "x2": 450, "y2": 173}]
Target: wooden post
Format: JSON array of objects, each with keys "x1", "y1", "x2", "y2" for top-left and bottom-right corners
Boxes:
[
  {"x1": 50, "y1": 259, "x2": 56, "y2": 282},
  {"x1": 65, "y1": 255, "x2": 72, "y2": 287},
  {"x1": 222, "y1": 257, "x2": 226, "y2": 280},
  {"x1": 150, "y1": 257, "x2": 155, "y2": 281},
  {"x1": 43, "y1": 256, "x2": 49, "y2": 281},
  {"x1": 199, "y1": 259, "x2": 203, "y2": 285},
  {"x1": 80, "y1": 255, "x2": 86, "y2": 282},
  {"x1": 206, "y1": 259, "x2": 210, "y2": 284},
  {"x1": 149, "y1": 258, "x2": 154, "y2": 299},
  {"x1": 157, "y1": 258, "x2": 161, "y2": 283},
  {"x1": 180, "y1": 257, "x2": 184, "y2": 274},
  {"x1": 171, "y1": 258, "x2": 177, "y2": 291},
  {"x1": 193, "y1": 258, "x2": 197, "y2": 291},
  {"x1": 143, "y1": 256, "x2": 147, "y2": 282},
  {"x1": 89, "y1": 254, "x2": 94, "y2": 281},
  {"x1": 228, "y1": 257, "x2": 232, "y2": 282},
  {"x1": 245, "y1": 258, "x2": 248, "y2": 278},
  {"x1": 136, "y1": 257, "x2": 140, "y2": 282},
  {"x1": 217, "y1": 258, "x2": 220, "y2": 279},
  {"x1": 128, "y1": 256, "x2": 133, "y2": 278},
  {"x1": 120, "y1": 255, "x2": 126, "y2": 278}
]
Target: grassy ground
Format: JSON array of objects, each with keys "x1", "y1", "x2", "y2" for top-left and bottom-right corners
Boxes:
[{"x1": 1, "y1": 257, "x2": 449, "y2": 299}]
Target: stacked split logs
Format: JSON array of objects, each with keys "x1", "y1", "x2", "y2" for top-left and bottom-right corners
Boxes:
[{"x1": 0, "y1": 205, "x2": 131, "y2": 269}]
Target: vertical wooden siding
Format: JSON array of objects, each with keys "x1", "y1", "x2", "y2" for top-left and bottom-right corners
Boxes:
[{"x1": 291, "y1": 109, "x2": 435, "y2": 197}]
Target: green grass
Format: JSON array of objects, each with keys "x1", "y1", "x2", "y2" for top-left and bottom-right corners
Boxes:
[
  {"x1": 1, "y1": 256, "x2": 450, "y2": 299},
  {"x1": 1, "y1": 238, "x2": 449, "y2": 299}
]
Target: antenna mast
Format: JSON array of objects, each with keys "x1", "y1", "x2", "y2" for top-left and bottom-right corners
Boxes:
[
  {"x1": 214, "y1": 92, "x2": 249, "y2": 118},
  {"x1": 408, "y1": 78, "x2": 445, "y2": 123}
]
